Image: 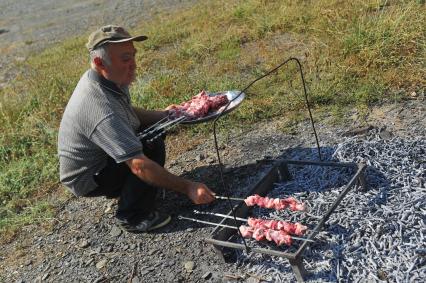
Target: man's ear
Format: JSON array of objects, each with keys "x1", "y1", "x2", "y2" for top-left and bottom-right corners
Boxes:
[{"x1": 93, "y1": 57, "x2": 105, "y2": 69}]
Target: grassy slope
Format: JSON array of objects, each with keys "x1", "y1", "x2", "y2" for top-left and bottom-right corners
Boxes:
[{"x1": 0, "y1": 0, "x2": 424, "y2": 239}]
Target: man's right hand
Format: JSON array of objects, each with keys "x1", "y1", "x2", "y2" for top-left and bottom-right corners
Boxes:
[{"x1": 186, "y1": 182, "x2": 216, "y2": 204}]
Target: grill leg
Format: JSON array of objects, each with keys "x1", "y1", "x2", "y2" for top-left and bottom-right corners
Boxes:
[
  {"x1": 278, "y1": 163, "x2": 292, "y2": 181},
  {"x1": 357, "y1": 171, "x2": 368, "y2": 192},
  {"x1": 289, "y1": 256, "x2": 307, "y2": 283}
]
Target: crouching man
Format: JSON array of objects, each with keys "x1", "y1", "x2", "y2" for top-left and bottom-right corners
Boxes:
[{"x1": 58, "y1": 25, "x2": 215, "y2": 232}]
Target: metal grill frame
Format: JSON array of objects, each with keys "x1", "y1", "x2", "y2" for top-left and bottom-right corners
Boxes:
[{"x1": 205, "y1": 159, "x2": 367, "y2": 283}]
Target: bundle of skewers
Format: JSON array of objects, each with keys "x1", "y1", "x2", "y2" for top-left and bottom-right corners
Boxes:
[
  {"x1": 137, "y1": 116, "x2": 187, "y2": 144},
  {"x1": 179, "y1": 194, "x2": 311, "y2": 247}
]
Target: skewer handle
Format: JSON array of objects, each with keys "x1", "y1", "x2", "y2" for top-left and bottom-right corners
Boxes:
[{"x1": 214, "y1": 195, "x2": 245, "y2": 201}]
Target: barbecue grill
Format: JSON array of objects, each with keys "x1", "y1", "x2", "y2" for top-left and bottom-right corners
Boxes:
[
  {"x1": 203, "y1": 160, "x2": 367, "y2": 283},
  {"x1": 198, "y1": 58, "x2": 366, "y2": 282}
]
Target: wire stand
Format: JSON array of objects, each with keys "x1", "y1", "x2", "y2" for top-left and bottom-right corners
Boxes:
[{"x1": 212, "y1": 57, "x2": 321, "y2": 253}]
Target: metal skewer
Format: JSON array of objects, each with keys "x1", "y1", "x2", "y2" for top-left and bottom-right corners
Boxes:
[
  {"x1": 193, "y1": 210, "x2": 246, "y2": 221},
  {"x1": 139, "y1": 116, "x2": 169, "y2": 135},
  {"x1": 214, "y1": 195, "x2": 245, "y2": 201},
  {"x1": 138, "y1": 116, "x2": 186, "y2": 141},
  {"x1": 178, "y1": 216, "x2": 314, "y2": 242}
]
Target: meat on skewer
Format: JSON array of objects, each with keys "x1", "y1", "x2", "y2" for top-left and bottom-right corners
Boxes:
[
  {"x1": 247, "y1": 217, "x2": 307, "y2": 236},
  {"x1": 192, "y1": 210, "x2": 308, "y2": 236},
  {"x1": 239, "y1": 225, "x2": 293, "y2": 246},
  {"x1": 167, "y1": 90, "x2": 229, "y2": 120},
  {"x1": 244, "y1": 194, "x2": 305, "y2": 211}
]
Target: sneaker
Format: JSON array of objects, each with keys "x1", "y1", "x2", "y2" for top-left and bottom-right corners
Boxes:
[{"x1": 118, "y1": 210, "x2": 171, "y2": 233}]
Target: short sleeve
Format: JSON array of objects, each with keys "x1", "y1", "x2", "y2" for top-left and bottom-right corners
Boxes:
[{"x1": 90, "y1": 114, "x2": 143, "y2": 163}]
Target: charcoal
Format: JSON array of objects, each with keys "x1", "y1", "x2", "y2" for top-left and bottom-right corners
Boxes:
[{"x1": 235, "y1": 131, "x2": 425, "y2": 282}]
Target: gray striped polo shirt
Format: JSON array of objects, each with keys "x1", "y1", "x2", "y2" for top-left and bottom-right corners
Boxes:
[{"x1": 58, "y1": 69, "x2": 142, "y2": 196}]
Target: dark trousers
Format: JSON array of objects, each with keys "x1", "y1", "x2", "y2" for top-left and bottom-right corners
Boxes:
[{"x1": 86, "y1": 138, "x2": 166, "y2": 224}]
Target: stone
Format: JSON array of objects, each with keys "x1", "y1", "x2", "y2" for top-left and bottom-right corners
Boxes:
[
  {"x1": 184, "y1": 261, "x2": 195, "y2": 273},
  {"x1": 42, "y1": 273, "x2": 50, "y2": 280},
  {"x1": 246, "y1": 277, "x2": 258, "y2": 283},
  {"x1": 78, "y1": 239, "x2": 90, "y2": 248},
  {"x1": 202, "y1": 271, "x2": 212, "y2": 279},
  {"x1": 96, "y1": 259, "x2": 107, "y2": 269},
  {"x1": 131, "y1": 276, "x2": 141, "y2": 283},
  {"x1": 109, "y1": 226, "x2": 122, "y2": 237},
  {"x1": 379, "y1": 129, "x2": 392, "y2": 140},
  {"x1": 195, "y1": 153, "x2": 205, "y2": 161}
]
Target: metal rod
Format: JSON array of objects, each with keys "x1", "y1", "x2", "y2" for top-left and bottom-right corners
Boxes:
[
  {"x1": 139, "y1": 116, "x2": 169, "y2": 135},
  {"x1": 138, "y1": 116, "x2": 186, "y2": 141},
  {"x1": 214, "y1": 195, "x2": 245, "y2": 201},
  {"x1": 278, "y1": 159, "x2": 357, "y2": 168},
  {"x1": 178, "y1": 216, "x2": 314, "y2": 242},
  {"x1": 193, "y1": 210, "x2": 247, "y2": 222},
  {"x1": 179, "y1": 215, "x2": 242, "y2": 230},
  {"x1": 205, "y1": 238, "x2": 296, "y2": 259}
]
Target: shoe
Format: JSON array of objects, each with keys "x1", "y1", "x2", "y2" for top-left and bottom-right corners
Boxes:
[{"x1": 118, "y1": 210, "x2": 171, "y2": 233}]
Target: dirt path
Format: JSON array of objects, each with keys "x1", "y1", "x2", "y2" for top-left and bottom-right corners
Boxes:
[{"x1": 0, "y1": 0, "x2": 197, "y2": 87}]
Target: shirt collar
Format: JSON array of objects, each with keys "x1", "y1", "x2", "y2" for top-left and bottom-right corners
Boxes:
[{"x1": 88, "y1": 69, "x2": 124, "y2": 96}]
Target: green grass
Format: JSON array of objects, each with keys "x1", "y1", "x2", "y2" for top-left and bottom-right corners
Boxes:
[{"x1": 0, "y1": 0, "x2": 425, "y2": 240}]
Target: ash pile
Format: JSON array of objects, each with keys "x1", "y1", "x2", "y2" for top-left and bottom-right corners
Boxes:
[{"x1": 235, "y1": 131, "x2": 425, "y2": 282}]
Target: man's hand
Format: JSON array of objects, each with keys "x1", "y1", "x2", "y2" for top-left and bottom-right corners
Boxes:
[{"x1": 186, "y1": 182, "x2": 216, "y2": 204}]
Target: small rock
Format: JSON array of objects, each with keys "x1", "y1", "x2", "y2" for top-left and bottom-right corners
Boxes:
[
  {"x1": 130, "y1": 244, "x2": 136, "y2": 250},
  {"x1": 206, "y1": 157, "x2": 215, "y2": 164},
  {"x1": 342, "y1": 125, "x2": 374, "y2": 137},
  {"x1": 42, "y1": 273, "x2": 49, "y2": 280},
  {"x1": 202, "y1": 271, "x2": 212, "y2": 279},
  {"x1": 246, "y1": 277, "x2": 258, "y2": 283},
  {"x1": 148, "y1": 249, "x2": 157, "y2": 255},
  {"x1": 85, "y1": 258, "x2": 94, "y2": 266},
  {"x1": 131, "y1": 276, "x2": 141, "y2": 283},
  {"x1": 186, "y1": 228, "x2": 194, "y2": 232},
  {"x1": 96, "y1": 259, "x2": 107, "y2": 269},
  {"x1": 379, "y1": 130, "x2": 392, "y2": 140},
  {"x1": 184, "y1": 261, "x2": 195, "y2": 273},
  {"x1": 109, "y1": 226, "x2": 122, "y2": 237},
  {"x1": 24, "y1": 259, "x2": 33, "y2": 266},
  {"x1": 195, "y1": 153, "x2": 205, "y2": 161},
  {"x1": 78, "y1": 239, "x2": 90, "y2": 248},
  {"x1": 104, "y1": 201, "x2": 115, "y2": 213},
  {"x1": 410, "y1": 91, "x2": 417, "y2": 97}
]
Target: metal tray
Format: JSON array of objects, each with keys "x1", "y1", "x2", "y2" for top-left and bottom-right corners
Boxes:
[{"x1": 181, "y1": 90, "x2": 245, "y2": 124}]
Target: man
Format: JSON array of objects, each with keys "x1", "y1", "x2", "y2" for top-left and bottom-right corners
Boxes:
[{"x1": 58, "y1": 25, "x2": 215, "y2": 233}]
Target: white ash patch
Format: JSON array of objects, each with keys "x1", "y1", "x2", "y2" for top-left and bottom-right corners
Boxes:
[{"x1": 235, "y1": 132, "x2": 425, "y2": 282}]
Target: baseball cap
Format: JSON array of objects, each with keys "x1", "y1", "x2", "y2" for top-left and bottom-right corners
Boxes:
[{"x1": 86, "y1": 25, "x2": 148, "y2": 51}]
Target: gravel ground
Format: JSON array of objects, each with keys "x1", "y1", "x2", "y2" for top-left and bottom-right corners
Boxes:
[{"x1": 0, "y1": 1, "x2": 425, "y2": 282}]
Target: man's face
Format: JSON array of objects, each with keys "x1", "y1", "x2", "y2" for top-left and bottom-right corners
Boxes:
[{"x1": 104, "y1": 41, "x2": 137, "y2": 87}]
